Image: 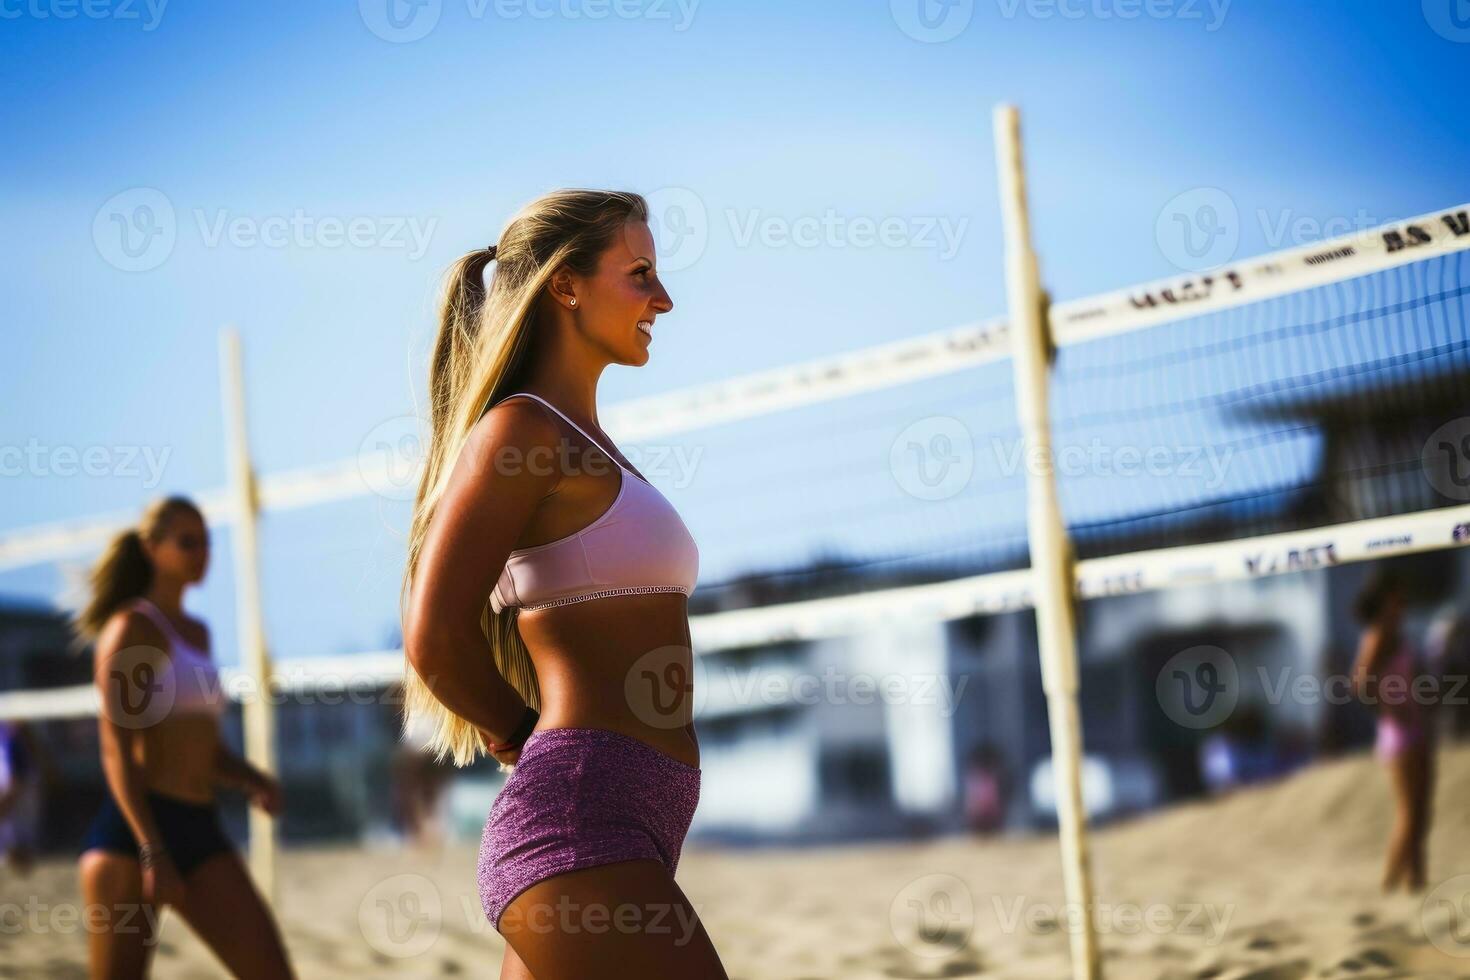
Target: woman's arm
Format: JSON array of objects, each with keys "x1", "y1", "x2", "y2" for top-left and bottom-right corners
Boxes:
[
  {"x1": 213, "y1": 743, "x2": 282, "y2": 814},
  {"x1": 94, "y1": 612, "x2": 169, "y2": 848},
  {"x1": 1352, "y1": 621, "x2": 1390, "y2": 704},
  {"x1": 93, "y1": 612, "x2": 186, "y2": 902},
  {"x1": 405, "y1": 400, "x2": 564, "y2": 744},
  {"x1": 211, "y1": 743, "x2": 259, "y2": 791}
]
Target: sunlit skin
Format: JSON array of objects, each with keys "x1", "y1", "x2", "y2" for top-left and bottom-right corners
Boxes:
[
  {"x1": 128, "y1": 514, "x2": 219, "y2": 804},
  {"x1": 1353, "y1": 587, "x2": 1436, "y2": 894},
  {"x1": 79, "y1": 508, "x2": 294, "y2": 979},
  {"x1": 407, "y1": 218, "x2": 729, "y2": 978}
]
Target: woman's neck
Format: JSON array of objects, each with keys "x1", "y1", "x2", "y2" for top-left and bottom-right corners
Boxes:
[{"x1": 143, "y1": 582, "x2": 186, "y2": 617}]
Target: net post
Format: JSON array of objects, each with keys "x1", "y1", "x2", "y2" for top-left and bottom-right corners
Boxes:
[
  {"x1": 993, "y1": 103, "x2": 1102, "y2": 980},
  {"x1": 219, "y1": 327, "x2": 278, "y2": 907}
]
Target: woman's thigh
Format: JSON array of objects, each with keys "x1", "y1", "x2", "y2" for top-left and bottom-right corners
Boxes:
[
  {"x1": 499, "y1": 858, "x2": 726, "y2": 980},
  {"x1": 500, "y1": 941, "x2": 537, "y2": 980},
  {"x1": 79, "y1": 849, "x2": 159, "y2": 979},
  {"x1": 172, "y1": 850, "x2": 294, "y2": 980}
]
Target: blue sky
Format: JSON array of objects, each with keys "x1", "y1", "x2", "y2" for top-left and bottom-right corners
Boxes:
[{"x1": 2, "y1": 0, "x2": 1467, "y2": 664}]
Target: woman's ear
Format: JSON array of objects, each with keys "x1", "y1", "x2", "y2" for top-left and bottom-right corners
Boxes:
[{"x1": 547, "y1": 267, "x2": 578, "y2": 308}]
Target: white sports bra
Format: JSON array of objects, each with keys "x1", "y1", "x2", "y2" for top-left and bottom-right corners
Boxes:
[
  {"x1": 126, "y1": 598, "x2": 226, "y2": 718},
  {"x1": 488, "y1": 392, "x2": 700, "y2": 613}
]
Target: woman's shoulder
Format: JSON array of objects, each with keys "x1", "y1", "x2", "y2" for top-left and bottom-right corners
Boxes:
[
  {"x1": 95, "y1": 601, "x2": 166, "y2": 659},
  {"x1": 466, "y1": 395, "x2": 568, "y2": 469}
]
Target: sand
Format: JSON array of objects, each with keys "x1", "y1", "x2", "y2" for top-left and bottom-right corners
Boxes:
[{"x1": 3, "y1": 745, "x2": 1470, "y2": 979}]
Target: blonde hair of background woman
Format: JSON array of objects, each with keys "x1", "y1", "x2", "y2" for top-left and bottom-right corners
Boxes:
[
  {"x1": 71, "y1": 495, "x2": 204, "y2": 646},
  {"x1": 400, "y1": 189, "x2": 649, "y2": 766}
]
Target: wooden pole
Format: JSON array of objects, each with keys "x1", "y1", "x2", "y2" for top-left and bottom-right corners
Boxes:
[
  {"x1": 219, "y1": 327, "x2": 278, "y2": 906},
  {"x1": 993, "y1": 104, "x2": 1102, "y2": 980}
]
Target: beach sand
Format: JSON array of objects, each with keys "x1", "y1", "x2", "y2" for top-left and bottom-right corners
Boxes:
[{"x1": 4, "y1": 744, "x2": 1469, "y2": 978}]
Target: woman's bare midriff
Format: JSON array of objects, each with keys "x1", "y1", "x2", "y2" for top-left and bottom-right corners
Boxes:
[
  {"x1": 130, "y1": 715, "x2": 221, "y2": 804},
  {"x1": 515, "y1": 591, "x2": 700, "y2": 769}
]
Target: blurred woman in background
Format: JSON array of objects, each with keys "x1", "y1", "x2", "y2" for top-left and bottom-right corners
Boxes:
[
  {"x1": 402, "y1": 189, "x2": 727, "y2": 979},
  {"x1": 73, "y1": 495, "x2": 293, "y2": 979},
  {"x1": 1352, "y1": 568, "x2": 1438, "y2": 893}
]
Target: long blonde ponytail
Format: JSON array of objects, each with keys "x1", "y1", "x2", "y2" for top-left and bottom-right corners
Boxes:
[{"x1": 401, "y1": 189, "x2": 649, "y2": 765}]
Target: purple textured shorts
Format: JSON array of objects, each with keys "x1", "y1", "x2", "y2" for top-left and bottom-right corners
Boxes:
[{"x1": 477, "y1": 727, "x2": 702, "y2": 931}]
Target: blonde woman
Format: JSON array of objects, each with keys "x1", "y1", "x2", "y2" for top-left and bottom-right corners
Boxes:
[
  {"x1": 75, "y1": 496, "x2": 293, "y2": 978},
  {"x1": 402, "y1": 190, "x2": 727, "y2": 978}
]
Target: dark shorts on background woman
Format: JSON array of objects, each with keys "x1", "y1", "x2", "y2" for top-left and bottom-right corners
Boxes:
[{"x1": 80, "y1": 789, "x2": 234, "y2": 877}]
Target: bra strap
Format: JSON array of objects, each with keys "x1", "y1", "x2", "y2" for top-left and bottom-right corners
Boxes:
[
  {"x1": 128, "y1": 597, "x2": 194, "y2": 653},
  {"x1": 498, "y1": 392, "x2": 628, "y2": 473}
]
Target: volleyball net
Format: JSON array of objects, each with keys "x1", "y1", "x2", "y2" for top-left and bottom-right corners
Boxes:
[{"x1": 0, "y1": 202, "x2": 1467, "y2": 721}]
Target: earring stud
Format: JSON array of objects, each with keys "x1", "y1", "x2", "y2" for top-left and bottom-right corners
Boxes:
[{"x1": 570, "y1": 298, "x2": 577, "y2": 307}]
